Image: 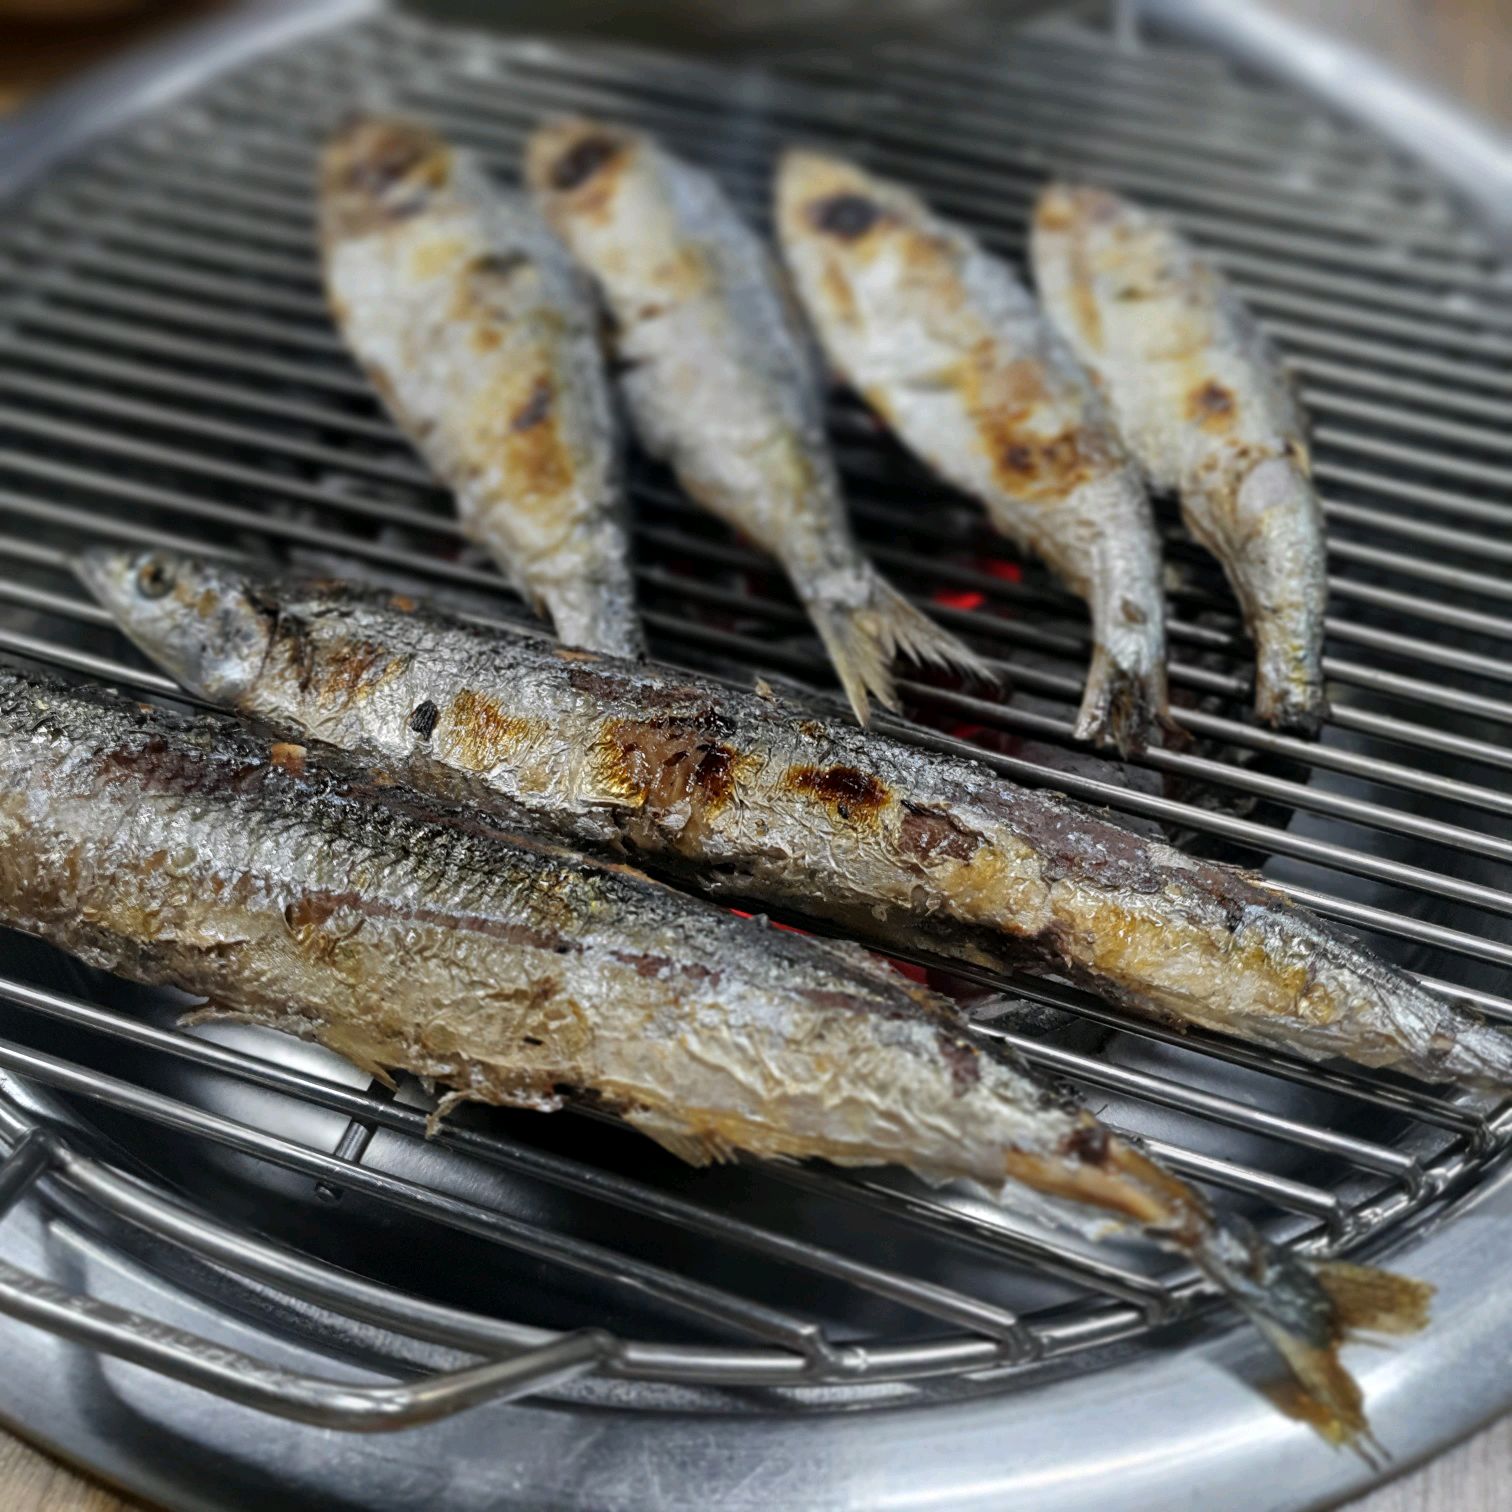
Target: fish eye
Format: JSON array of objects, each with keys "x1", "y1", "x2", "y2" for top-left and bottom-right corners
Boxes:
[{"x1": 137, "y1": 559, "x2": 175, "y2": 599}]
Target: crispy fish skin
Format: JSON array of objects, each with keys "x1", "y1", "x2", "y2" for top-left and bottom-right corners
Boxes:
[
  {"x1": 523, "y1": 118, "x2": 988, "y2": 726},
  {"x1": 776, "y1": 151, "x2": 1167, "y2": 754},
  {"x1": 319, "y1": 118, "x2": 643, "y2": 659},
  {"x1": 77, "y1": 549, "x2": 1512, "y2": 1093},
  {"x1": 0, "y1": 666, "x2": 1431, "y2": 1448},
  {"x1": 1031, "y1": 185, "x2": 1327, "y2": 732}
]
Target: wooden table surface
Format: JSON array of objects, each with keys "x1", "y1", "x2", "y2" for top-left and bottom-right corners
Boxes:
[{"x1": 0, "y1": 1, "x2": 1507, "y2": 1507}]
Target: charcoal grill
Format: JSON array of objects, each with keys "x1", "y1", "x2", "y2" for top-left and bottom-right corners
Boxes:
[{"x1": 0, "y1": 2, "x2": 1510, "y2": 1507}]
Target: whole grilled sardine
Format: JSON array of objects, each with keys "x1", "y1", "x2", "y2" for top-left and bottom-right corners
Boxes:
[
  {"x1": 523, "y1": 118, "x2": 987, "y2": 725},
  {"x1": 77, "y1": 548, "x2": 1512, "y2": 1091},
  {"x1": 776, "y1": 152, "x2": 1167, "y2": 754},
  {"x1": 1031, "y1": 185, "x2": 1328, "y2": 732},
  {"x1": 320, "y1": 118, "x2": 644, "y2": 658},
  {"x1": 0, "y1": 665, "x2": 1431, "y2": 1448}
]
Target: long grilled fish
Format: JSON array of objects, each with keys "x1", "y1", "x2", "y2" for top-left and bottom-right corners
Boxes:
[
  {"x1": 1031, "y1": 185, "x2": 1328, "y2": 732},
  {"x1": 0, "y1": 665, "x2": 1430, "y2": 1448},
  {"x1": 77, "y1": 548, "x2": 1512, "y2": 1091},
  {"x1": 776, "y1": 151, "x2": 1167, "y2": 754},
  {"x1": 523, "y1": 118, "x2": 987, "y2": 725},
  {"x1": 320, "y1": 117, "x2": 644, "y2": 659}
]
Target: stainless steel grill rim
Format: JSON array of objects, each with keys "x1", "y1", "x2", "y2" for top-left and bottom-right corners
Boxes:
[{"x1": 0, "y1": 2, "x2": 1510, "y2": 1505}]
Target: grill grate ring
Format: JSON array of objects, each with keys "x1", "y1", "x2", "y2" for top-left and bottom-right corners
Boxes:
[{"x1": 0, "y1": 2, "x2": 1508, "y2": 1425}]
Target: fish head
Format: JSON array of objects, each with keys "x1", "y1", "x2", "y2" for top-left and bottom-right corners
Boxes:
[
  {"x1": 73, "y1": 548, "x2": 275, "y2": 705},
  {"x1": 523, "y1": 117, "x2": 638, "y2": 217},
  {"x1": 319, "y1": 116, "x2": 453, "y2": 240}
]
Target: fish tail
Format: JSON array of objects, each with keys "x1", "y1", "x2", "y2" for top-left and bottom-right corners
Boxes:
[
  {"x1": 1191, "y1": 1223, "x2": 1431, "y2": 1454},
  {"x1": 800, "y1": 564, "x2": 995, "y2": 726},
  {"x1": 1074, "y1": 639, "x2": 1167, "y2": 756},
  {"x1": 1252, "y1": 608, "x2": 1328, "y2": 734},
  {"x1": 540, "y1": 575, "x2": 647, "y2": 662}
]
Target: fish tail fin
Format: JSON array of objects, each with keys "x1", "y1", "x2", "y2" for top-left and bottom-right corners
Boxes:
[
  {"x1": 1192, "y1": 1224, "x2": 1431, "y2": 1454},
  {"x1": 801, "y1": 564, "x2": 996, "y2": 726},
  {"x1": 1075, "y1": 639, "x2": 1167, "y2": 756},
  {"x1": 540, "y1": 576, "x2": 646, "y2": 662}
]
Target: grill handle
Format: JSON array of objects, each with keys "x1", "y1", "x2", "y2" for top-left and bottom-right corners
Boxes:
[{"x1": 0, "y1": 1130, "x2": 615, "y2": 1430}]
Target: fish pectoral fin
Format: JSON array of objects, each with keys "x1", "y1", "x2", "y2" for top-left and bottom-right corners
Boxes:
[{"x1": 624, "y1": 1107, "x2": 740, "y2": 1168}]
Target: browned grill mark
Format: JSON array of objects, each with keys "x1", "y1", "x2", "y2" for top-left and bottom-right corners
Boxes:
[
  {"x1": 511, "y1": 378, "x2": 554, "y2": 433},
  {"x1": 808, "y1": 193, "x2": 885, "y2": 240},
  {"x1": 899, "y1": 804, "x2": 980, "y2": 864},
  {"x1": 991, "y1": 429, "x2": 1097, "y2": 498},
  {"x1": 599, "y1": 715, "x2": 742, "y2": 820},
  {"x1": 786, "y1": 763, "x2": 887, "y2": 822},
  {"x1": 441, "y1": 688, "x2": 540, "y2": 771},
  {"x1": 551, "y1": 134, "x2": 623, "y2": 191},
  {"x1": 408, "y1": 700, "x2": 440, "y2": 739},
  {"x1": 389, "y1": 594, "x2": 418, "y2": 613},
  {"x1": 1188, "y1": 379, "x2": 1237, "y2": 431}
]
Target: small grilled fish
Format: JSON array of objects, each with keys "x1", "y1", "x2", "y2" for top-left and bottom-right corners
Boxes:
[
  {"x1": 524, "y1": 118, "x2": 987, "y2": 725},
  {"x1": 0, "y1": 665, "x2": 1431, "y2": 1449},
  {"x1": 78, "y1": 548, "x2": 1512, "y2": 1092},
  {"x1": 1031, "y1": 185, "x2": 1327, "y2": 732},
  {"x1": 776, "y1": 151, "x2": 1167, "y2": 754},
  {"x1": 320, "y1": 117, "x2": 643, "y2": 659}
]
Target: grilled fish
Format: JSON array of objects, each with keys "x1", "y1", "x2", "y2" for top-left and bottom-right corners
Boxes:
[
  {"x1": 1031, "y1": 185, "x2": 1328, "y2": 732},
  {"x1": 77, "y1": 548, "x2": 1512, "y2": 1092},
  {"x1": 523, "y1": 118, "x2": 987, "y2": 725},
  {"x1": 0, "y1": 665, "x2": 1430, "y2": 1448},
  {"x1": 776, "y1": 151, "x2": 1167, "y2": 754},
  {"x1": 320, "y1": 118, "x2": 644, "y2": 659}
]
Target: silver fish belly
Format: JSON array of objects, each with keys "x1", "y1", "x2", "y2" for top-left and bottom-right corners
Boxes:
[
  {"x1": 320, "y1": 117, "x2": 643, "y2": 659},
  {"x1": 524, "y1": 117, "x2": 989, "y2": 725},
  {"x1": 776, "y1": 151, "x2": 1167, "y2": 754},
  {"x1": 0, "y1": 665, "x2": 1433, "y2": 1449},
  {"x1": 1031, "y1": 184, "x2": 1327, "y2": 732},
  {"x1": 76, "y1": 548, "x2": 1512, "y2": 1094}
]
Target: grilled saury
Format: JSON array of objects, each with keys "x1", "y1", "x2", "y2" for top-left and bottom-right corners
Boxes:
[
  {"x1": 525, "y1": 118, "x2": 987, "y2": 724},
  {"x1": 320, "y1": 117, "x2": 644, "y2": 659},
  {"x1": 1031, "y1": 185, "x2": 1327, "y2": 732},
  {"x1": 0, "y1": 666, "x2": 1431, "y2": 1448},
  {"x1": 77, "y1": 549, "x2": 1512, "y2": 1093},
  {"x1": 776, "y1": 151, "x2": 1167, "y2": 753}
]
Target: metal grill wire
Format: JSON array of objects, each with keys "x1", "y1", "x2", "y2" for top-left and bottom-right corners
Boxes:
[{"x1": 0, "y1": 5, "x2": 1510, "y2": 1408}]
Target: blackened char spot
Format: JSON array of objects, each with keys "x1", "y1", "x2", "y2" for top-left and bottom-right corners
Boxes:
[
  {"x1": 409, "y1": 700, "x2": 440, "y2": 739},
  {"x1": 1062, "y1": 1122, "x2": 1110, "y2": 1166},
  {"x1": 472, "y1": 251, "x2": 530, "y2": 281},
  {"x1": 936, "y1": 1031, "x2": 982, "y2": 1094},
  {"x1": 786, "y1": 764, "x2": 887, "y2": 821},
  {"x1": 551, "y1": 134, "x2": 622, "y2": 191},
  {"x1": 809, "y1": 193, "x2": 883, "y2": 240},
  {"x1": 511, "y1": 379, "x2": 553, "y2": 433}
]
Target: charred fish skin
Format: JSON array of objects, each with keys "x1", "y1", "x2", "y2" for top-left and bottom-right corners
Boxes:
[
  {"x1": 775, "y1": 151, "x2": 1167, "y2": 755},
  {"x1": 319, "y1": 117, "x2": 644, "y2": 659},
  {"x1": 77, "y1": 548, "x2": 1512, "y2": 1094},
  {"x1": 0, "y1": 665, "x2": 1430, "y2": 1449},
  {"x1": 1030, "y1": 184, "x2": 1327, "y2": 732},
  {"x1": 523, "y1": 118, "x2": 989, "y2": 726}
]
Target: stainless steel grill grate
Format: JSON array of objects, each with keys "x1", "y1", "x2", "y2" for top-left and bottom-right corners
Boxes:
[{"x1": 0, "y1": 0, "x2": 1510, "y2": 1459}]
